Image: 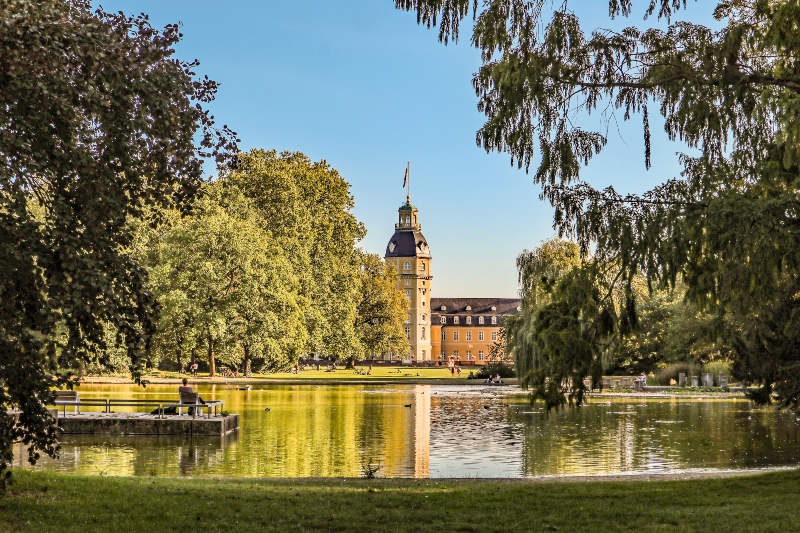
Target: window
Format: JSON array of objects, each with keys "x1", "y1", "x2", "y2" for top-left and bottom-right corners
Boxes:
[
  {"x1": 421, "y1": 327, "x2": 426, "y2": 340},
  {"x1": 478, "y1": 350, "x2": 485, "y2": 361},
  {"x1": 466, "y1": 331, "x2": 472, "y2": 341},
  {"x1": 404, "y1": 279, "x2": 411, "y2": 286},
  {"x1": 491, "y1": 316, "x2": 497, "y2": 325},
  {"x1": 454, "y1": 316, "x2": 460, "y2": 325},
  {"x1": 439, "y1": 353, "x2": 446, "y2": 361},
  {"x1": 478, "y1": 316, "x2": 484, "y2": 325},
  {"x1": 403, "y1": 261, "x2": 411, "y2": 272},
  {"x1": 454, "y1": 350, "x2": 460, "y2": 360},
  {"x1": 422, "y1": 298, "x2": 426, "y2": 307},
  {"x1": 441, "y1": 330, "x2": 446, "y2": 340},
  {"x1": 491, "y1": 331, "x2": 498, "y2": 341},
  {"x1": 404, "y1": 325, "x2": 410, "y2": 339},
  {"x1": 405, "y1": 289, "x2": 411, "y2": 299},
  {"x1": 453, "y1": 331, "x2": 459, "y2": 341},
  {"x1": 478, "y1": 331, "x2": 484, "y2": 341},
  {"x1": 388, "y1": 352, "x2": 394, "y2": 361},
  {"x1": 466, "y1": 351, "x2": 473, "y2": 361},
  {"x1": 420, "y1": 262, "x2": 426, "y2": 272},
  {"x1": 405, "y1": 216, "x2": 410, "y2": 224},
  {"x1": 466, "y1": 316, "x2": 472, "y2": 325},
  {"x1": 440, "y1": 316, "x2": 446, "y2": 325},
  {"x1": 421, "y1": 314, "x2": 426, "y2": 323},
  {"x1": 422, "y1": 350, "x2": 426, "y2": 359}
]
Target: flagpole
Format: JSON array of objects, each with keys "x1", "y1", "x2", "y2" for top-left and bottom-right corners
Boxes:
[{"x1": 406, "y1": 162, "x2": 410, "y2": 203}]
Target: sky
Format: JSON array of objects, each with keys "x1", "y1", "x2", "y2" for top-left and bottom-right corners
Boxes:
[{"x1": 97, "y1": 1, "x2": 719, "y2": 298}]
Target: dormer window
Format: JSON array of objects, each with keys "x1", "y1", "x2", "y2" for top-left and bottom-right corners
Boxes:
[
  {"x1": 466, "y1": 316, "x2": 472, "y2": 325},
  {"x1": 478, "y1": 316, "x2": 484, "y2": 325},
  {"x1": 491, "y1": 316, "x2": 497, "y2": 325},
  {"x1": 491, "y1": 306, "x2": 497, "y2": 311},
  {"x1": 440, "y1": 306, "x2": 446, "y2": 311},
  {"x1": 516, "y1": 306, "x2": 522, "y2": 311},
  {"x1": 440, "y1": 316, "x2": 446, "y2": 324},
  {"x1": 454, "y1": 316, "x2": 460, "y2": 325},
  {"x1": 465, "y1": 306, "x2": 471, "y2": 311}
]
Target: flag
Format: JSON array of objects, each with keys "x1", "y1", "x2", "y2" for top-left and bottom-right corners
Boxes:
[{"x1": 403, "y1": 163, "x2": 408, "y2": 188}]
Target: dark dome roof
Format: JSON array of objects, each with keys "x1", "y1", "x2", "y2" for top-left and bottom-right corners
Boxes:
[{"x1": 385, "y1": 230, "x2": 431, "y2": 258}]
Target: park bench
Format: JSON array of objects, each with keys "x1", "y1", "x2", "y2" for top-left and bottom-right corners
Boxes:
[
  {"x1": 170, "y1": 392, "x2": 224, "y2": 418},
  {"x1": 54, "y1": 390, "x2": 81, "y2": 415}
]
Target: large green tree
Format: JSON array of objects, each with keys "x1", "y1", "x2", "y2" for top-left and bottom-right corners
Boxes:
[
  {"x1": 221, "y1": 150, "x2": 365, "y2": 361},
  {"x1": 0, "y1": 1, "x2": 234, "y2": 480},
  {"x1": 396, "y1": 0, "x2": 800, "y2": 407},
  {"x1": 352, "y1": 251, "x2": 409, "y2": 366},
  {"x1": 143, "y1": 187, "x2": 305, "y2": 376}
]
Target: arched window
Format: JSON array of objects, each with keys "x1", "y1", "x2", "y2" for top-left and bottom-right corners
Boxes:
[
  {"x1": 466, "y1": 316, "x2": 472, "y2": 325},
  {"x1": 440, "y1": 316, "x2": 446, "y2": 325},
  {"x1": 491, "y1": 316, "x2": 497, "y2": 325},
  {"x1": 405, "y1": 216, "x2": 411, "y2": 224},
  {"x1": 419, "y1": 262, "x2": 426, "y2": 272},
  {"x1": 478, "y1": 316, "x2": 484, "y2": 325},
  {"x1": 404, "y1": 325, "x2": 410, "y2": 339},
  {"x1": 403, "y1": 261, "x2": 411, "y2": 271}
]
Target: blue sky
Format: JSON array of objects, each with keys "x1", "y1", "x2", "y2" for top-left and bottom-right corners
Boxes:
[{"x1": 99, "y1": 1, "x2": 718, "y2": 297}]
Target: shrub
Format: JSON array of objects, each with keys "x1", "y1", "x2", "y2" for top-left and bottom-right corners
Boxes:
[
  {"x1": 703, "y1": 360, "x2": 731, "y2": 377},
  {"x1": 651, "y1": 362, "x2": 702, "y2": 386},
  {"x1": 475, "y1": 363, "x2": 516, "y2": 379}
]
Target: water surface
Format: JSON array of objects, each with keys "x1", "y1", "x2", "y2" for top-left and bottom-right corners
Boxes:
[{"x1": 18, "y1": 384, "x2": 800, "y2": 478}]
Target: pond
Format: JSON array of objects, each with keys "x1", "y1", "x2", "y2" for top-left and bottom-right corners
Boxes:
[{"x1": 15, "y1": 383, "x2": 800, "y2": 478}]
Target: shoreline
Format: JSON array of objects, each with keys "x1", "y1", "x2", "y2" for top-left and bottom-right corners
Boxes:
[{"x1": 76, "y1": 375, "x2": 749, "y2": 398}]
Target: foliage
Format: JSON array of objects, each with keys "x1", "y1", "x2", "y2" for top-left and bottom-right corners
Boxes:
[
  {"x1": 474, "y1": 362, "x2": 516, "y2": 380},
  {"x1": 0, "y1": 1, "x2": 234, "y2": 481},
  {"x1": 140, "y1": 186, "x2": 306, "y2": 376},
  {"x1": 220, "y1": 150, "x2": 365, "y2": 360},
  {"x1": 396, "y1": 0, "x2": 800, "y2": 407},
  {"x1": 506, "y1": 238, "x2": 582, "y2": 384},
  {"x1": 651, "y1": 362, "x2": 702, "y2": 387},
  {"x1": 613, "y1": 285, "x2": 727, "y2": 374},
  {"x1": 352, "y1": 251, "x2": 408, "y2": 364}
]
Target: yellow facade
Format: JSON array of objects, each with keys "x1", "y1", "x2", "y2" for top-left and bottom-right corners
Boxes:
[{"x1": 384, "y1": 199, "x2": 519, "y2": 364}]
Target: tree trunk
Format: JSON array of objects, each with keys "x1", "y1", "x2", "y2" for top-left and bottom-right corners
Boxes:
[
  {"x1": 207, "y1": 336, "x2": 216, "y2": 377},
  {"x1": 243, "y1": 344, "x2": 250, "y2": 376},
  {"x1": 346, "y1": 355, "x2": 355, "y2": 369}
]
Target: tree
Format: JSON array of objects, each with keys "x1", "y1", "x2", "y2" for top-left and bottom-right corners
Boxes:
[
  {"x1": 143, "y1": 186, "x2": 305, "y2": 376},
  {"x1": 221, "y1": 150, "x2": 365, "y2": 361},
  {"x1": 396, "y1": 0, "x2": 800, "y2": 407},
  {"x1": 351, "y1": 251, "x2": 409, "y2": 367},
  {"x1": 0, "y1": 1, "x2": 235, "y2": 481},
  {"x1": 506, "y1": 238, "x2": 582, "y2": 384}
]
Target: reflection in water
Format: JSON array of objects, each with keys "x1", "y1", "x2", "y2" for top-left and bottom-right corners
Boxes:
[{"x1": 16, "y1": 384, "x2": 800, "y2": 478}]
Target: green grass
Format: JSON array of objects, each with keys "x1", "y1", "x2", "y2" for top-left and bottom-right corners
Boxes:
[
  {"x1": 1, "y1": 470, "x2": 798, "y2": 532},
  {"x1": 141, "y1": 367, "x2": 479, "y2": 382}
]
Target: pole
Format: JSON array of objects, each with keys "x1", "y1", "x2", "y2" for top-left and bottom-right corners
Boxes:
[{"x1": 406, "y1": 161, "x2": 410, "y2": 203}]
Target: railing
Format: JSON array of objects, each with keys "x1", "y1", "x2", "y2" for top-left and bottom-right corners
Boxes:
[{"x1": 51, "y1": 398, "x2": 224, "y2": 419}]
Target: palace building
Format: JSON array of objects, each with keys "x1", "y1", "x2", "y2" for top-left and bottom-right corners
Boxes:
[{"x1": 384, "y1": 198, "x2": 520, "y2": 363}]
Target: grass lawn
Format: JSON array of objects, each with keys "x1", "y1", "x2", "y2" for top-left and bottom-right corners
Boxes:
[
  {"x1": 1, "y1": 469, "x2": 798, "y2": 532},
  {"x1": 134, "y1": 366, "x2": 492, "y2": 384}
]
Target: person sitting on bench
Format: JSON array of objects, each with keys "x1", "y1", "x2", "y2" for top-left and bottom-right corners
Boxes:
[{"x1": 178, "y1": 378, "x2": 205, "y2": 415}]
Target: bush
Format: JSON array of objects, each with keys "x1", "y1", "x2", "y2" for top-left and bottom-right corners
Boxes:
[
  {"x1": 651, "y1": 362, "x2": 702, "y2": 386},
  {"x1": 474, "y1": 363, "x2": 516, "y2": 380},
  {"x1": 703, "y1": 360, "x2": 731, "y2": 377}
]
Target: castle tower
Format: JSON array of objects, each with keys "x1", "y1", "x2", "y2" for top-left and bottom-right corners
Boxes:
[{"x1": 385, "y1": 199, "x2": 432, "y2": 361}]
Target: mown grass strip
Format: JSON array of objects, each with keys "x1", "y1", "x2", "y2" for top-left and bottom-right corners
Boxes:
[{"x1": 1, "y1": 470, "x2": 797, "y2": 532}]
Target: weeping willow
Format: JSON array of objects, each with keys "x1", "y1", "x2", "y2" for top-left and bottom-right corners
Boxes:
[{"x1": 507, "y1": 238, "x2": 637, "y2": 408}]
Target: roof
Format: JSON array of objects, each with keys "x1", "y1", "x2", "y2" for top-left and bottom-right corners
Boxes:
[
  {"x1": 430, "y1": 298, "x2": 521, "y2": 315},
  {"x1": 385, "y1": 230, "x2": 431, "y2": 258},
  {"x1": 398, "y1": 202, "x2": 417, "y2": 211}
]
